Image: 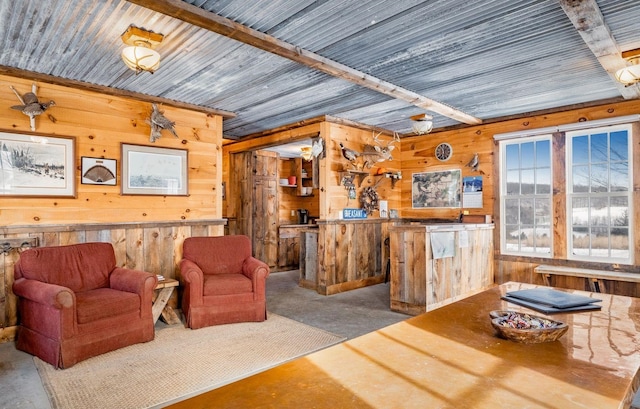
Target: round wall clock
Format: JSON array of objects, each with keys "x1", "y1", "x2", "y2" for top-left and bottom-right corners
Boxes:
[{"x1": 435, "y1": 142, "x2": 453, "y2": 161}]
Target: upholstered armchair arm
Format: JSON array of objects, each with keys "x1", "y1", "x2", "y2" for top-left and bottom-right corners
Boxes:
[
  {"x1": 110, "y1": 268, "x2": 157, "y2": 319},
  {"x1": 242, "y1": 257, "x2": 270, "y2": 300},
  {"x1": 12, "y1": 277, "x2": 76, "y2": 339},
  {"x1": 12, "y1": 277, "x2": 74, "y2": 309},
  {"x1": 180, "y1": 259, "x2": 204, "y2": 306},
  {"x1": 110, "y1": 268, "x2": 157, "y2": 295}
]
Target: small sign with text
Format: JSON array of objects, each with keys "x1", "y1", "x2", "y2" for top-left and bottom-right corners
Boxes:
[{"x1": 343, "y1": 208, "x2": 367, "y2": 219}]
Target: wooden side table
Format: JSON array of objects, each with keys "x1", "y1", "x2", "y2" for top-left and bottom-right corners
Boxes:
[{"x1": 152, "y1": 278, "x2": 181, "y2": 325}]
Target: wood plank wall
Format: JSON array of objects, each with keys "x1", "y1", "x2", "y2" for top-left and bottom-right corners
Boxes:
[
  {"x1": 324, "y1": 122, "x2": 401, "y2": 219},
  {"x1": 401, "y1": 98, "x2": 640, "y2": 295},
  {"x1": 0, "y1": 220, "x2": 226, "y2": 342},
  {"x1": 223, "y1": 123, "x2": 322, "y2": 219},
  {"x1": 0, "y1": 73, "x2": 224, "y2": 341},
  {"x1": 223, "y1": 120, "x2": 402, "y2": 221},
  {"x1": 399, "y1": 123, "x2": 493, "y2": 220},
  {"x1": 0, "y1": 75, "x2": 223, "y2": 225}
]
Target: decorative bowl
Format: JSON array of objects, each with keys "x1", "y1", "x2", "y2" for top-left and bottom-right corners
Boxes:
[{"x1": 489, "y1": 310, "x2": 568, "y2": 344}]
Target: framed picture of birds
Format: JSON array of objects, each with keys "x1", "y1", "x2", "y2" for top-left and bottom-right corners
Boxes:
[{"x1": 121, "y1": 143, "x2": 188, "y2": 196}]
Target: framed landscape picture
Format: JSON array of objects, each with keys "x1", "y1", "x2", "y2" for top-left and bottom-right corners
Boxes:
[
  {"x1": 121, "y1": 143, "x2": 188, "y2": 196},
  {"x1": 0, "y1": 131, "x2": 75, "y2": 197}
]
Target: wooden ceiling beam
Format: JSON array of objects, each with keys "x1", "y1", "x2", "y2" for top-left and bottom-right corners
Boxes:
[
  {"x1": 558, "y1": 0, "x2": 640, "y2": 99},
  {"x1": 126, "y1": 0, "x2": 482, "y2": 125}
]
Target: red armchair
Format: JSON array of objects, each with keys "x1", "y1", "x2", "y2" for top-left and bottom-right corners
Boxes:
[
  {"x1": 180, "y1": 235, "x2": 270, "y2": 329},
  {"x1": 13, "y1": 242, "x2": 157, "y2": 368}
]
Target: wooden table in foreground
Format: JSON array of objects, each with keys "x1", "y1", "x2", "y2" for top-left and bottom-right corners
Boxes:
[{"x1": 168, "y1": 282, "x2": 640, "y2": 409}]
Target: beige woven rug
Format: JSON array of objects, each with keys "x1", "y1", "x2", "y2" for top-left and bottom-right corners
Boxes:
[{"x1": 35, "y1": 313, "x2": 345, "y2": 409}]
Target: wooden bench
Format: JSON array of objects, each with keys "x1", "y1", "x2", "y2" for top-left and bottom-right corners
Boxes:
[{"x1": 534, "y1": 265, "x2": 640, "y2": 293}]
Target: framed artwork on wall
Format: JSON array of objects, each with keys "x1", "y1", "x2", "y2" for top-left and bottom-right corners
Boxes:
[
  {"x1": 0, "y1": 131, "x2": 76, "y2": 197},
  {"x1": 81, "y1": 157, "x2": 117, "y2": 185},
  {"x1": 121, "y1": 143, "x2": 188, "y2": 196},
  {"x1": 412, "y1": 169, "x2": 461, "y2": 208}
]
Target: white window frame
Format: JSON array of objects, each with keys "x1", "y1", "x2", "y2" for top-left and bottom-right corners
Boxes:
[
  {"x1": 566, "y1": 124, "x2": 634, "y2": 264},
  {"x1": 499, "y1": 135, "x2": 553, "y2": 257}
]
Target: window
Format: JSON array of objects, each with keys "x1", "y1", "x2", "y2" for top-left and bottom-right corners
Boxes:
[
  {"x1": 567, "y1": 125, "x2": 632, "y2": 263},
  {"x1": 500, "y1": 136, "x2": 552, "y2": 256}
]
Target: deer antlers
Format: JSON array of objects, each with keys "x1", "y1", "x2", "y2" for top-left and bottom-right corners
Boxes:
[{"x1": 361, "y1": 131, "x2": 400, "y2": 168}]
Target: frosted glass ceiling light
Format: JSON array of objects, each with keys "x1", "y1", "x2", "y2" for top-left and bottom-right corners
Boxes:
[
  {"x1": 411, "y1": 113, "x2": 433, "y2": 135},
  {"x1": 300, "y1": 146, "x2": 313, "y2": 161},
  {"x1": 122, "y1": 44, "x2": 160, "y2": 73},
  {"x1": 615, "y1": 48, "x2": 640, "y2": 86},
  {"x1": 121, "y1": 25, "x2": 164, "y2": 74}
]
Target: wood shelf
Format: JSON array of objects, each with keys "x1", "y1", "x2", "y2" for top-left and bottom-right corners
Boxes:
[
  {"x1": 295, "y1": 158, "x2": 318, "y2": 196},
  {"x1": 340, "y1": 169, "x2": 370, "y2": 187}
]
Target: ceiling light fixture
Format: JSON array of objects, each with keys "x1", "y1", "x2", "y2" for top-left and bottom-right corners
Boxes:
[
  {"x1": 615, "y1": 48, "x2": 640, "y2": 86},
  {"x1": 300, "y1": 146, "x2": 313, "y2": 161},
  {"x1": 121, "y1": 25, "x2": 164, "y2": 74},
  {"x1": 411, "y1": 113, "x2": 433, "y2": 135}
]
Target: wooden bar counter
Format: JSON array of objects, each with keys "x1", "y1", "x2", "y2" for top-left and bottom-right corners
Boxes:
[
  {"x1": 389, "y1": 222, "x2": 494, "y2": 315},
  {"x1": 302, "y1": 219, "x2": 389, "y2": 295},
  {"x1": 168, "y1": 282, "x2": 640, "y2": 409}
]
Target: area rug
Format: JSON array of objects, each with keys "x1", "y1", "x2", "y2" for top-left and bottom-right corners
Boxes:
[{"x1": 34, "y1": 313, "x2": 345, "y2": 409}]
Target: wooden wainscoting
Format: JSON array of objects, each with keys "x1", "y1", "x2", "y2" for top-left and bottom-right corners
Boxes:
[{"x1": 0, "y1": 219, "x2": 225, "y2": 342}]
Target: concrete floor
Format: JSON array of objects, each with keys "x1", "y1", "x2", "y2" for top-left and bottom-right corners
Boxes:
[
  {"x1": 0, "y1": 270, "x2": 408, "y2": 409},
  {"x1": 2, "y1": 270, "x2": 639, "y2": 408}
]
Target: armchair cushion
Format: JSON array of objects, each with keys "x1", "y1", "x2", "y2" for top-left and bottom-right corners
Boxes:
[
  {"x1": 75, "y1": 288, "x2": 139, "y2": 324},
  {"x1": 204, "y1": 274, "x2": 253, "y2": 296}
]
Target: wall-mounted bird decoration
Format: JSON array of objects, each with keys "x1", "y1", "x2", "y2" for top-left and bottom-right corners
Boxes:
[
  {"x1": 339, "y1": 142, "x2": 361, "y2": 169},
  {"x1": 311, "y1": 137, "x2": 325, "y2": 159},
  {"x1": 466, "y1": 153, "x2": 479, "y2": 172},
  {"x1": 9, "y1": 84, "x2": 55, "y2": 131},
  {"x1": 147, "y1": 103, "x2": 178, "y2": 142}
]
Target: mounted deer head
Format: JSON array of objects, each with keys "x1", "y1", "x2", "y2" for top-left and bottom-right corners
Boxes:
[
  {"x1": 372, "y1": 131, "x2": 400, "y2": 162},
  {"x1": 361, "y1": 131, "x2": 401, "y2": 168}
]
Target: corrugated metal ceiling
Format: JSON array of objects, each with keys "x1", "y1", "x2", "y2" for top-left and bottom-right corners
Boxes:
[{"x1": 0, "y1": 0, "x2": 638, "y2": 139}]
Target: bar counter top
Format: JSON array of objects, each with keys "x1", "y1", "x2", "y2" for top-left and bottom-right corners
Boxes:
[{"x1": 168, "y1": 282, "x2": 640, "y2": 409}]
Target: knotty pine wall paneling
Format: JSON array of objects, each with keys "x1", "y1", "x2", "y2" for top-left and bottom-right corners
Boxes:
[
  {"x1": 223, "y1": 123, "x2": 322, "y2": 220},
  {"x1": 399, "y1": 98, "x2": 640, "y2": 293},
  {"x1": 323, "y1": 122, "x2": 401, "y2": 220},
  {"x1": 0, "y1": 74, "x2": 224, "y2": 342},
  {"x1": 399, "y1": 126, "x2": 493, "y2": 220},
  {"x1": 0, "y1": 74, "x2": 223, "y2": 225},
  {"x1": 223, "y1": 120, "x2": 402, "y2": 222}
]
